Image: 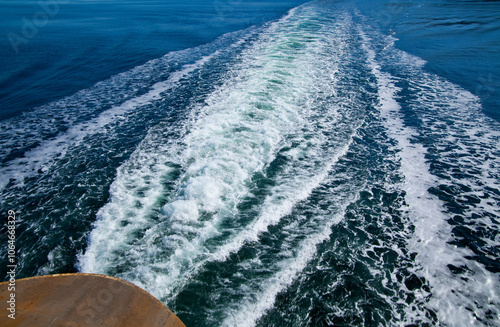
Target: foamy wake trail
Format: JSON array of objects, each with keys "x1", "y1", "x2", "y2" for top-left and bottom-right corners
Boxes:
[
  {"x1": 78, "y1": 5, "x2": 362, "y2": 305},
  {"x1": 0, "y1": 53, "x2": 217, "y2": 192},
  {"x1": 77, "y1": 3, "x2": 499, "y2": 326},
  {"x1": 221, "y1": 204, "x2": 353, "y2": 327},
  {"x1": 0, "y1": 25, "x2": 259, "y2": 194},
  {"x1": 359, "y1": 27, "x2": 500, "y2": 326}
]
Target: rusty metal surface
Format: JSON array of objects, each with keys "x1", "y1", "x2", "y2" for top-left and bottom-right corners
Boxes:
[{"x1": 0, "y1": 273, "x2": 186, "y2": 327}]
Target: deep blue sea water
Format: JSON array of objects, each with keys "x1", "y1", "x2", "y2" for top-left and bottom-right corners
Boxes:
[
  {"x1": 1, "y1": 1, "x2": 499, "y2": 326},
  {"x1": 0, "y1": 0, "x2": 306, "y2": 120}
]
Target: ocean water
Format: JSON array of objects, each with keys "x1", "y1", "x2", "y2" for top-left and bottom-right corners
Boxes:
[{"x1": 1, "y1": 1, "x2": 499, "y2": 326}]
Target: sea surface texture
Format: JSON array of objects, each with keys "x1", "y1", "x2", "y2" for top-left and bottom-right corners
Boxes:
[{"x1": 1, "y1": 1, "x2": 499, "y2": 326}]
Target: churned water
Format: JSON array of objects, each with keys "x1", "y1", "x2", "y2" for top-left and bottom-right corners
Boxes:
[{"x1": 1, "y1": 1, "x2": 499, "y2": 326}]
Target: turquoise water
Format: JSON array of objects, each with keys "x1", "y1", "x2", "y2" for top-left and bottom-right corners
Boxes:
[{"x1": 1, "y1": 1, "x2": 499, "y2": 326}]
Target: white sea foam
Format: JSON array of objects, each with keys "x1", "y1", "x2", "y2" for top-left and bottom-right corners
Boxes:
[
  {"x1": 0, "y1": 52, "x2": 218, "y2": 192},
  {"x1": 210, "y1": 139, "x2": 352, "y2": 264},
  {"x1": 78, "y1": 5, "x2": 361, "y2": 306},
  {"x1": 221, "y1": 206, "x2": 351, "y2": 327},
  {"x1": 77, "y1": 4, "x2": 499, "y2": 326},
  {"x1": 360, "y1": 28, "x2": 500, "y2": 326}
]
